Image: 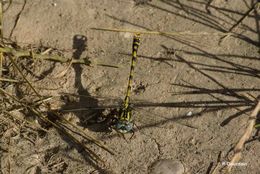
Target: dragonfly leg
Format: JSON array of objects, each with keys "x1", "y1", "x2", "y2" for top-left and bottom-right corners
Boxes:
[
  {"x1": 129, "y1": 121, "x2": 140, "y2": 139},
  {"x1": 129, "y1": 129, "x2": 135, "y2": 140}
]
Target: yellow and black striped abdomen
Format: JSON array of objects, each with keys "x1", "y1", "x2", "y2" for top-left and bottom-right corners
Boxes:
[
  {"x1": 123, "y1": 33, "x2": 140, "y2": 110},
  {"x1": 115, "y1": 33, "x2": 140, "y2": 133}
]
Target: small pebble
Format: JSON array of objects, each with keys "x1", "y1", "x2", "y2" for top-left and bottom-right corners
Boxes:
[
  {"x1": 51, "y1": 2, "x2": 57, "y2": 6},
  {"x1": 150, "y1": 159, "x2": 184, "y2": 174},
  {"x1": 186, "y1": 111, "x2": 193, "y2": 116}
]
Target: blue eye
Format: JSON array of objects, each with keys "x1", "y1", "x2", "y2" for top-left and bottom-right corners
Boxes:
[
  {"x1": 116, "y1": 121, "x2": 133, "y2": 133},
  {"x1": 125, "y1": 124, "x2": 132, "y2": 130}
]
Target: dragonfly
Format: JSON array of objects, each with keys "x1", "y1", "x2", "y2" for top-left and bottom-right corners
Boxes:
[
  {"x1": 41, "y1": 33, "x2": 254, "y2": 135},
  {"x1": 50, "y1": 34, "x2": 143, "y2": 134}
]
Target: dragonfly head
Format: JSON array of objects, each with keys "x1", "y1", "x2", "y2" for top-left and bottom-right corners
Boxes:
[
  {"x1": 113, "y1": 106, "x2": 133, "y2": 133},
  {"x1": 115, "y1": 120, "x2": 133, "y2": 133}
]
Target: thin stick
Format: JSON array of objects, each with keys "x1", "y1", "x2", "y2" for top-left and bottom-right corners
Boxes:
[
  {"x1": 53, "y1": 59, "x2": 73, "y2": 78},
  {"x1": 6, "y1": 96, "x2": 54, "y2": 113},
  {"x1": 0, "y1": 1, "x2": 3, "y2": 38},
  {"x1": 56, "y1": 117, "x2": 114, "y2": 155},
  {"x1": 91, "y1": 27, "x2": 228, "y2": 36},
  {"x1": 211, "y1": 151, "x2": 222, "y2": 174},
  {"x1": 8, "y1": 55, "x2": 42, "y2": 99},
  {"x1": 0, "y1": 53, "x2": 3, "y2": 77},
  {"x1": 0, "y1": 0, "x2": 3, "y2": 83},
  {"x1": 1, "y1": 46, "x2": 86, "y2": 63},
  {"x1": 0, "y1": 46, "x2": 119, "y2": 68},
  {"x1": 3, "y1": 111, "x2": 49, "y2": 132},
  {"x1": 219, "y1": 2, "x2": 260, "y2": 43},
  {"x1": 227, "y1": 100, "x2": 260, "y2": 173},
  {"x1": 0, "y1": 77, "x2": 19, "y2": 82}
]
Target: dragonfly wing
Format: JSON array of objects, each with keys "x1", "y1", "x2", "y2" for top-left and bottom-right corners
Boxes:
[
  {"x1": 46, "y1": 93, "x2": 123, "y2": 111},
  {"x1": 40, "y1": 94, "x2": 123, "y2": 120},
  {"x1": 133, "y1": 107, "x2": 198, "y2": 131}
]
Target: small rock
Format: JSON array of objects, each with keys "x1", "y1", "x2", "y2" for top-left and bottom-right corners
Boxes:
[
  {"x1": 186, "y1": 111, "x2": 193, "y2": 116},
  {"x1": 150, "y1": 159, "x2": 185, "y2": 174},
  {"x1": 51, "y1": 2, "x2": 57, "y2": 6}
]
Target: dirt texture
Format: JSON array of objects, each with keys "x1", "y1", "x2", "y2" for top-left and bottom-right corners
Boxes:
[{"x1": 1, "y1": 0, "x2": 260, "y2": 174}]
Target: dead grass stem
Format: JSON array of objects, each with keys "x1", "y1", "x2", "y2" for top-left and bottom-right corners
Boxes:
[{"x1": 226, "y1": 100, "x2": 260, "y2": 173}]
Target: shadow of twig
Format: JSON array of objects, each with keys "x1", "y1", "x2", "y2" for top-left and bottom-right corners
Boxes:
[
  {"x1": 170, "y1": 80, "x2": 258, "y2": 126},
  {"x1": 137, "y1": 0, "x2": 259, "y2": 49},
  {"x1": 171, "y1": 83, "x2": 260, "y2": 96},
  {"x1": 9, "y1": 0, "x2": 27, "y2": 38}
]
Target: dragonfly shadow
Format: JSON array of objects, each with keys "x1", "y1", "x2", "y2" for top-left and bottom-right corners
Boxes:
[
  {"x1": 46, "y1": 35, "x2": 112, "y2": 171},
  {"x1": 69, "y1": 35, "x2": 103, "y2": 129}
]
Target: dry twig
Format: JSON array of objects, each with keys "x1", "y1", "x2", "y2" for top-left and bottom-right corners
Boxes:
[
  {"x1": 3, "y1": 110, "x2": 49, "y2": 132},
  {"x1": 226, "y1": 100, "x2": 260, "y2": 172},
  {"x1": 0, "y1": 45, "x2": 119, "y2": 68},
  {"x1": 0, "y1": 77, "x2": 19, "y2": 82},
  {"x1": 92, "y1": 27, "x2": 228, "y2": 36},
  {"x1": 8, "y1": 54, "x2": 42, "y2": 98},
  {"x1": 211, "y1": 151, "x2": 222, "y2": 174},
  {"x1": 0, "y1": 1, "x2": 3, "y2": 83}
]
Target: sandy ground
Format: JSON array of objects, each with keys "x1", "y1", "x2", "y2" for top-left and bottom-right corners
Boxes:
[{"x1": 1, "y1": 0, "x2": 260, "y2": 173}]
